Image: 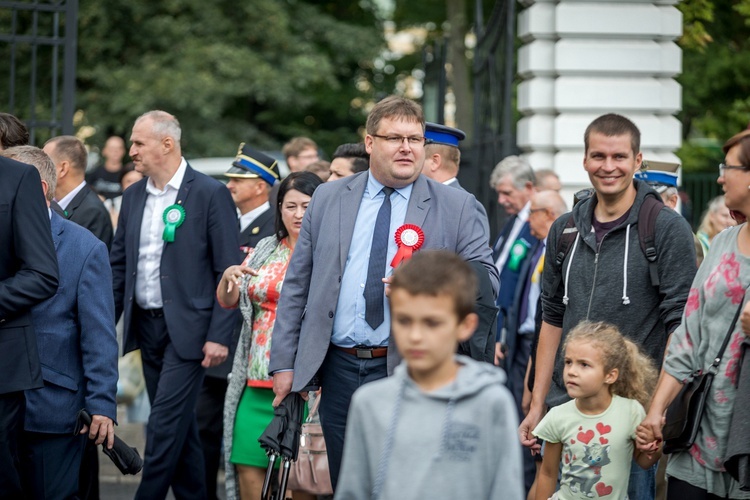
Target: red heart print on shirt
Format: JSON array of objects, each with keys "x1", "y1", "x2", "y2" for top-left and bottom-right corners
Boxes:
[
  {"x1": 596, "y1": 482, "x2": 613, "y2": 496},
  {"x1": 577, "y1": 430, "x2": 594, "y2": 444},
  {"x1": 596, "y1": 423, "x2": 612, "y2": 435}
]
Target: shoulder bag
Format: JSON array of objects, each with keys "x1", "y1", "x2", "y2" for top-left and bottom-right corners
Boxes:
[
  {"x1": 662, "y1": 295, "x2": 745, "y2": 454},
  {"x1": 287, "y1": 394, "x2": 333, "y2": 495}
]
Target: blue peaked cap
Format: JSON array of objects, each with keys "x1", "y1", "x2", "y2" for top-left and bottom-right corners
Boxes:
[{"x1": 425, "y1": 122, "x2": 466, "y2": 147}]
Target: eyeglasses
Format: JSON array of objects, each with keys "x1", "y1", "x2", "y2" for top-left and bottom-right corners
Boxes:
[
  {"x1": 719, "y1": 163, "x2": 750, "y2": 175},
  {"x1": 370, "y1": 134, "x2": 426, "y2": 146},
  {"x1": 529, "y1": 207, "x2": 548, "y2": 214}
]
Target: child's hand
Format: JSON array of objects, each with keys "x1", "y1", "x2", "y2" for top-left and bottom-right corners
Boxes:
[{"x1": 635, "y1": 423, "x2": 661, "y2": 452}]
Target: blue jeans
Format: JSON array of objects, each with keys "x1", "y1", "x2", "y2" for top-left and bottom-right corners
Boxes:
[{"x1": 628, "y1": 459, "x2": 656, "y2": 500}]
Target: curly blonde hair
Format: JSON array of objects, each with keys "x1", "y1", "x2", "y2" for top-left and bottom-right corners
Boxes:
[{"x1": 564, "y1": 321, "x2": 658, "y2": 409}]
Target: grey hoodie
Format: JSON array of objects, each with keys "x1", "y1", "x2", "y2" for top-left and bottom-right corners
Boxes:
[
  {"x1": 334, "y1": 355, "x2": 524, "y2": 500},
  {"x1": 541, "y1": 180, "x2": 696, "y2": 407}
]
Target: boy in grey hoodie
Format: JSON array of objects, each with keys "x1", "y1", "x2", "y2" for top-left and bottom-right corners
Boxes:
[{"x1": 335, "y1": 251, "x2": 524, "y2": 500}]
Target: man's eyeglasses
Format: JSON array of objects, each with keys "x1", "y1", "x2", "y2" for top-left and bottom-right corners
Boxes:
[
  {"x1": 371, "y1": 134, "x2": 426, "y2": 146},
  {"x1": 719, "y1": 163, "x2": 750, "y2": 175},
  {"x1": 529, "y1": 207, "x2": 548, "y2": 214}
]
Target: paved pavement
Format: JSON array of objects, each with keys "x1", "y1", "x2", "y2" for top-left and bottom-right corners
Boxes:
[{"x1": 98, "y1": 406, "x2": 225, "y2": 500}]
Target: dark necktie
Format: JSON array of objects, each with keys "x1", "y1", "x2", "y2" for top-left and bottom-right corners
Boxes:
[
  {"x1": 364, "y1": 187, "x2": 394, "y2": 330},
  {"x1": 518, "y1": 242, "x2": 545, "y2": 326}
]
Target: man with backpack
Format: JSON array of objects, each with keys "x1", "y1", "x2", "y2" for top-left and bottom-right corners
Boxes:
[{"x1": 518, "y1": 113, "x2": 696, "y2": 499}]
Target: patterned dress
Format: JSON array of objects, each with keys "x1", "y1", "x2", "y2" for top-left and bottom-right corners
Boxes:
[
  {"x1": 663, "y1": 224, "x2": 750, "y2": 498},
  {"x1": 241, "y1": 237, "x2": 292, "y2": 388}
]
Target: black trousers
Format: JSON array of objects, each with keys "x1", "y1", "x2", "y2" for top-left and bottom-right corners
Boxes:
[
  {"x1": 196, "y1": 376, "x2": 228, "y2": 500},
  {"x1": 318, "y1": 347, "x2": 387, "y2": 491},
  {"x1": 667, "y1": 476, "x2": 729, "y2": 500},
  {"x1": 20, "y1": 431, "x2": 87, "y2": 499},
  {"x1": 507, "y1": 333, "x2": 536, "y2": 493},
  {"x1": 77, "y1": 439, "x2": 99, "y2": 499},
  {"x1": 0, "y1": 391, "x2": 25, "y2": 499},
  {"x1": 134, "y1": 308, "x2": 207, "y2": 500}
]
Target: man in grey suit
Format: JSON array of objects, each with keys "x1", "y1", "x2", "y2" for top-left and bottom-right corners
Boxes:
[{"x1": 269, "y1": 96, "x2": 498, "y2": 490}]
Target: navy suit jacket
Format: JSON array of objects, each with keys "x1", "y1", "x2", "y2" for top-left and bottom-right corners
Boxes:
[
  {"x1": 26, "y1": 212, "x2": 118, "y2": 433},
  {"x1": 0, "y1": 158, "x2": 58, "y2": 394},
  {"x1": 496, "y1": 222, "x2": 539, "y2": 341},
  {"x1": 111, "y1": 164, "x2": 242, "y2": 359},
  {"x1": 64, "y1": 184, "x2": 114, "y2": 250},
  {"x1": 240, "y1": 207, "x2": 275, "y2": 249}
]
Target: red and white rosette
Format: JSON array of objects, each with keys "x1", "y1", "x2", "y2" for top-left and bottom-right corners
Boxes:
[{"x1": 390, "y1": 224, "x2": 425, "y2": 268}]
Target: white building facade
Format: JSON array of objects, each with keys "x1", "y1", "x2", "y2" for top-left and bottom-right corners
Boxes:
[{"x1": 516, "y1": 0, "x2": 683, "y2": 195}]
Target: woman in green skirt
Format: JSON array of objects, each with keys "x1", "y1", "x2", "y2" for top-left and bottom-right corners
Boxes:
[{"x1": 219, "y1": 172, "x2": 322, "y2": 500}]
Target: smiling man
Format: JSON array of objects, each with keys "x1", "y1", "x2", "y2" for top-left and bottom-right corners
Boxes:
[
  {"x1": 269, "y1": 95, "x2": 498, "y2": 491},
  {"x1": 518, "y1": 113, "x2": 696, "y2": 500}
]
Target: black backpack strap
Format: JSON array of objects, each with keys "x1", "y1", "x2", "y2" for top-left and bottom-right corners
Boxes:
[
  {"x1": 637, "y1": 194, "x2": 664, "y2": 287},
  {"x1": 551, "y1": 213, "x2": 578, "y2": 298}
]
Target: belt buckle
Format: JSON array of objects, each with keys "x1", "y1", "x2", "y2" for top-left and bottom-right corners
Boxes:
[{"x1": 355, "y1": 348, "x2": 373, "y2": 359}]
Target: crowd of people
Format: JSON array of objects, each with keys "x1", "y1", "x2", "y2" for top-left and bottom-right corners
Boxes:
[{"x1": 0, "y1": 96, "x2": 748, "y2": 500}]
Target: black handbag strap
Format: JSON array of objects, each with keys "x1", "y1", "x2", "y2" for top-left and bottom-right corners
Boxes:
[{"x1": 708, "y1": 292, "x2": 747, "y2": 374}]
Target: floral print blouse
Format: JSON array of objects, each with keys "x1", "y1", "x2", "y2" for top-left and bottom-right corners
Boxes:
[
  {"x1": 240, "y1": 237, "x2": 292, "y2": 388},
  {"x1": 663, "y1": 224, "x2": 750, "y2": 498}
]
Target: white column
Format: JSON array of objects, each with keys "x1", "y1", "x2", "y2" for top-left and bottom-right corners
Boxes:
[{"x1": 516, "y1": 0, "x2": 683, "y2": 196}]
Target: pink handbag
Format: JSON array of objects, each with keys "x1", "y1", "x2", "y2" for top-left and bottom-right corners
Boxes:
[{"x1": 287, "y1": 396, "x2": 333, "y2": 495}]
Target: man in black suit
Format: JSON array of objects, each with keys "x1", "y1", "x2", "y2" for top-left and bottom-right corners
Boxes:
[
  {"x1": 111, "y1": 110, "x2": 241, "y2": 499},
  {"x1": 196, "y1": 144, "x2": 279, "y2": 500},
  {"x1": 0, "y1": 156, "x2": 59, "y2": 498},
  {"x1": 43, "y1": 135, "x2": 113, "y2": 250}
]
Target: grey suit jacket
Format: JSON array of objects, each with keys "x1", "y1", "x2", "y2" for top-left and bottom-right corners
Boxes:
[{"x1": 268, "y1": 172, "x2": 499, "y2": 391}]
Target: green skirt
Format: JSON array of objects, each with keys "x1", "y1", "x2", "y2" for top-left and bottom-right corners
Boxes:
[{"x1": 230, "y1": 386, "x2": 276, "y2": 468}]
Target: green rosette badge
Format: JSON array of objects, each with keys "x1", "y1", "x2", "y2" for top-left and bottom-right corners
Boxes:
[{"x1": 162, "y1": 204, "x2": 186, "y2": 242}]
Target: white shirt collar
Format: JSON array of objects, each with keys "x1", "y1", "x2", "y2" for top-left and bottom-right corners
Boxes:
[
  {"x1": 442, "y1": 177, "x2": 457, "y2": 186},
  {"x1": 146, "y1": 157, "x2": 187, "y2": 196},
  {"x1": 56, "y1": 180, "x2": 87, "y2": 210},
  {"x1": 239, "y1": 201, "x2": 271, "y2": 233}
]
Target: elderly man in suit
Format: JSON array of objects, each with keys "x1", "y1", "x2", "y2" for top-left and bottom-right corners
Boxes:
[
  {"x1": 269, "y1": 95, "x2": 498, "y2": 490},
  {"x1": 1, "y1": 146, "x2": 118, "y2": 498},
  {"x1": 196, "y1": 145, "x2": 279, "y2": 500},
  {"x1": 43, "y1": 135, "x2": 113, "y2": 250},
  {"x1": 0, "y1": 153, "x2": 59, "y2": 498},
  {"x1": 111, "y1": 111, "x2": 241, "y2": 499}
]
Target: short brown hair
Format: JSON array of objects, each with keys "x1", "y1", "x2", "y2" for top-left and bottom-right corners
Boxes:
[
  {"x1": 389, "y1": 250, "x2": 476, "y2": 320},
  {"x1": 584, "y1": 113, "x2": 641, "y2": 156},
  {"x1": 722, "y1": 129, "x2": 750, "y2": 166},
  {"x1": 45, "y1": 135, "x2": 88, "y2": 173},
  {"x1": 282, "y1": 137, "x2": 318, "y2": 160},
  {"x1": 365, "y1": 95, "x2": 424, "y2": 136},
  {"x1": 425, "y1": 143, "x2": 460, "y2": 171}
]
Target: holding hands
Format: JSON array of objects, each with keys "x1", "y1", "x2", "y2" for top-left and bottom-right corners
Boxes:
[{"x1": 636, "y1": 412, "x2": 665, "y2": 457}]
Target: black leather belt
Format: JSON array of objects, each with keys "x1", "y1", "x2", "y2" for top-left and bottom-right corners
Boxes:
[
  {"x1": 333, "y1": 345, "x2": 388, "y2": 359},
  {"x1": 140, "y1": 307, "x2": 164, "y2": 318}
]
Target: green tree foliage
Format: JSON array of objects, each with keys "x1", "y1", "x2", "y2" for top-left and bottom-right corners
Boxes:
[
  {"x1": 678, "y1": 0, "x2": 750, "y2": 171},
  {"x1": 1, "y1": 0, "x2": 388, "y2": 157}
]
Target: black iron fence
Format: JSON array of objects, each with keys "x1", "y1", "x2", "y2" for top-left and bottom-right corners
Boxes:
[
  {"x1": 0, "y1": 0, "x2": 78, "y2": 144},
  {"x1": 683, "y1": 172, "x2": 722, "y2": 230}
]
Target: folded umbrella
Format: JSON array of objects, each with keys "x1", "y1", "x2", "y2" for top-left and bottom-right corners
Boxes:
[
  {"x1": 76, "y1": 409, "x2": 143, "y2": 475},
  {"x1": 258, "y1": 393, "x2": 306, "y2": 500}
]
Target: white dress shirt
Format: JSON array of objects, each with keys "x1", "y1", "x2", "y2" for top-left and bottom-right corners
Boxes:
[
  {"x1": 56, "y1": 180, "x2": 88, "y2": 211},
  {"x1": 239, "y1": 201, "x2": 270, "y2": 233},
  {"x1": 495, "y1": 201, "x2": 531, "y2": 271},
  {"x1": 135, "y1": 158, "x2": 187, "y2": 309}
]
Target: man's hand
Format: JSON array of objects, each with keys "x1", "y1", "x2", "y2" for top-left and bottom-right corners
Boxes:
[
  {"x1": 272, "y1": 371, "x2": 294, "y2": 407},
  {"x1": 80, "y1": 415, "x2": 115, "y2": 449},
  {"x1": 518, "y1": 403, "x2": 544, "y2": 451},
  {"x1": 494, "y1": 342, "x2": 505, "y2": 366},
  {"x1": 201, "y1": 341, "x2": 228, "y2": 368}
]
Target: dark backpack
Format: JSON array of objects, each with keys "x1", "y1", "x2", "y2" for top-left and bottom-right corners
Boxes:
[{"x1": 551, "y1": 193, "x2": 664, "y2": 296}]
